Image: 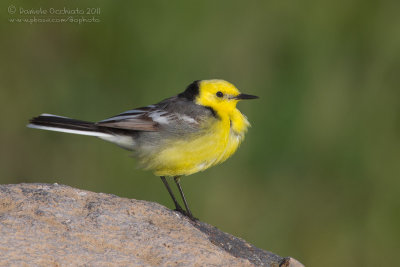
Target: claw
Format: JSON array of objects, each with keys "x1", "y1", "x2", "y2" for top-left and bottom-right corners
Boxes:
[{"x1": 174, "y1": 208, "x2": 198, "y2": 221}]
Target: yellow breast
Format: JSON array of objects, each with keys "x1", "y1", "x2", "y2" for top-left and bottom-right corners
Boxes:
[{"x1": 144, "y1": 109, "x2": 249, "y2": 177}]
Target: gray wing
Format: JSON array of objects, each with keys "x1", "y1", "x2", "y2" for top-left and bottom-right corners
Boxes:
[
  {"x1": 97, "y1": 105, "x2": 159, "y2": 131},
  {"x1": 153, "y1": 96, "x2": 216, "y2": 134},
  {"x1": 96, "y1": 97, "x2": 214, "y2": 134}
]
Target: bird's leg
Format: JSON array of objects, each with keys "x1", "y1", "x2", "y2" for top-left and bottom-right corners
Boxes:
[
  {"x1": 160, "y1": 176, "x2": 185, "y2": 214},
  {"x1": 174, "y1": 176, "x2": 196, "y2": 220}
]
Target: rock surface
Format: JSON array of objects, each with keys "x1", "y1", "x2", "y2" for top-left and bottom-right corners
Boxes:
[{"x1": 0, "y1": 183, "x2": 303, "y2": 266}]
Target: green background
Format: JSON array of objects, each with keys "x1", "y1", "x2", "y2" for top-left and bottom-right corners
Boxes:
[{"x1": 1, "y1": 1, "x2": 399, "y2": 266}]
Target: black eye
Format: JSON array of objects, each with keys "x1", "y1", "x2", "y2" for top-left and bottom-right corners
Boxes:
[{"x1": 216, "y1": 91, "x2": 223, "y2": 98}]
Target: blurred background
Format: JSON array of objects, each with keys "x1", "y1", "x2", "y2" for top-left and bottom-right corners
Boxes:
[{"x1": 1, "y1": 0, "x2": 399, "y2": 266}]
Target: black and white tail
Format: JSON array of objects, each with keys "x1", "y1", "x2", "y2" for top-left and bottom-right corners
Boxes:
[
  {"x1": 27, "y1": 114, "x2": 111, "y2": 137},
  {"x1": 28, "y1": 114, "x2": 136, "y2": 150}
]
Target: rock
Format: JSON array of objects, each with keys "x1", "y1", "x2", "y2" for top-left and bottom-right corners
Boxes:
[{"x1": 0, "y1": 183, "x2": 303, "y2": 267}]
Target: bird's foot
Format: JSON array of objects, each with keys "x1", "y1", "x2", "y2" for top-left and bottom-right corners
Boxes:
[{"x1": 174, "y1": 207, "x2": 198, "y2": 221}]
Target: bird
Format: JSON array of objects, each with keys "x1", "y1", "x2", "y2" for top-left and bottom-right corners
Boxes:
[{"x1": 28, "y1": 79, "x2": 258, "y2": 220}]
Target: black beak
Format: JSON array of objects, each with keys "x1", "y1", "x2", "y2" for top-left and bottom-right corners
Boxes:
[{"x1": 234, "y1": 93, "x2": 259, "y2": 100}]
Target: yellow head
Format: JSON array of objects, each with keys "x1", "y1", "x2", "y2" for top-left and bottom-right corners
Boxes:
[{"x1": 179, "y1": 79, "x2": 258, "y2": 117}]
